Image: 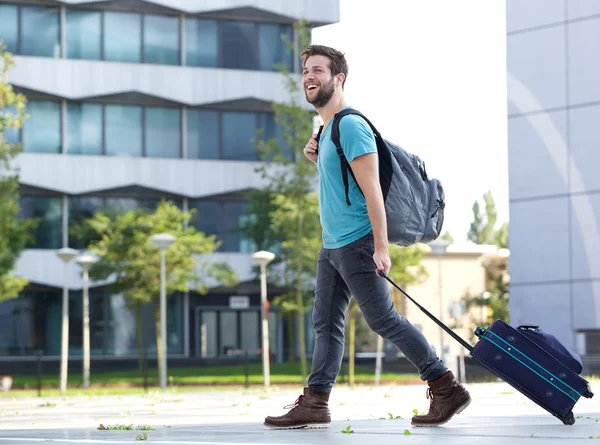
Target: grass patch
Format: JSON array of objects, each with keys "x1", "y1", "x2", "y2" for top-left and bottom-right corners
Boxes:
[{"x1": 5, "y1": 362, "x2": 421, "y2": 396}]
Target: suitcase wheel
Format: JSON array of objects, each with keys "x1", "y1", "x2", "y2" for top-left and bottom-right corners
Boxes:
[{"x1": 563, "y1": 412, "x2": 575, "y2": 425}]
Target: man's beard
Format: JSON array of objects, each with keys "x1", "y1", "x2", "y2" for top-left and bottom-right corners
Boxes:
[{"x1": 305, "y1": 78, "x2": 335, "y2": 109}]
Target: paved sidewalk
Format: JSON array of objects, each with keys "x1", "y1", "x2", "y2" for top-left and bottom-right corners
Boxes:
[{"x1": 0, "y1": 381, "x2": 599, "y2": 444}]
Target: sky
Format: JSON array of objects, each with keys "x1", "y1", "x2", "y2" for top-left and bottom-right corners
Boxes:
[{"x1": 311, "y1": 0, "x2": 509, "y2": 244}]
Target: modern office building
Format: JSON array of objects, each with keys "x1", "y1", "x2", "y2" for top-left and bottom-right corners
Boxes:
[
  {"x1": 506, "y1": 0, "x2": 600, "y2": 358},
  {"x1": 0, "y1": 0, "x2": 339, "y2": 365}
]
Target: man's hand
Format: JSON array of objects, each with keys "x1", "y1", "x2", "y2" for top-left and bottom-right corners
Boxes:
[
  {"x1": 373, "y1": 248, "x2": 391, "y2": 276},
  {"x1": 303, "y1": 134, "x2": 319, "y2": 164}
]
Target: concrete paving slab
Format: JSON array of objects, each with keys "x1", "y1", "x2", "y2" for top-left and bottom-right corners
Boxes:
[{"x1": 0, "y1": 381, "x2": 599, "y2": 444}]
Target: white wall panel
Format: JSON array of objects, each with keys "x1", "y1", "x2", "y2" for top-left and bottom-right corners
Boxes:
[{"x1": 10, "y1": 57, "x2": 310, "y2": 109}]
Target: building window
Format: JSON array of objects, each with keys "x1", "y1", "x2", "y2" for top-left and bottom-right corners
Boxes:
[
  {"x1": 4, "y1": 5, "x2": 294, "y2": 72},
  {"x1": 0, "y1": 291, "x2": 62, "y2": 356},
  {"x1": 222, "y1": 111, "x2": 258, "y2": 161},
  {"x1": 0, "y1": 4, "x2": 19, "y2": 55},
  {"x1": 21, "y1": 6, "x2": 60, "y2": 58},
  {"x1": 68, "y1": 196, "x2": 104, "y2": 248},
  {"x1": 185, "y1": 19, "x2": 218, "y2": 68},
  {"x1": 66, "y1": 9, "x2": 102, "y2": 60},
  {"x1": 143, "y1": 14, "x2": 180, "y2": 65},
  {"x1": 145, "y1": 107, "x2": 181, "y2": 158},
  {"x1": 223, "y1": 201, "x2": 255, "y2": 252},
  {"x1": 22, "y1": 101, "x2": 61, "y2": 154},
  {"x1": 103, "y1": 11, "x2": 142, "y2": 63},
  {"x1": 105, "y1": 104, "x2": 143, "y2": 156},
  {"x1": 189, "y1": 199, "x2": 255, "y2": 253},
  {"x1": 187, "y1": 109, "x2": 219, "y2": 159},
  {"x1": 68, "y1": 195, "x2": 183, "y2": 248},
  {"x1": 20, "y1": 196, "x2": 63, "y2": 249},
  {"x1": 258, "y1": 112, "x2": 293, "y2": 161},
  {"x1": 66, "y1": 102, "x2": 103, "y2": 155},
  {"x1": 259, "y1": 24, "x2": 293, "y2": 72},
  {"x1": 2, "y1": 105, "x2": 20, "y2": 146},
  {"x1": 222, "y1": 21, "x2": 258, "y2": 70},
  {"x1": 191, "y1": 200, "x2": 221, "y2": 239}
]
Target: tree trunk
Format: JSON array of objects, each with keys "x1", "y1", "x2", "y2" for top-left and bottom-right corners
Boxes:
[
  {"x1": 348, "y1": 302, "x2": 356, "y2": 387},
  {"x1": 136, "y1": 302, "x2": 144, "y2": 376},
  {"x1": 287, "y1": 312, "x2": 295, "y2": 362},
  {"x1": 155, "y1": 307, "x2": 164, "y2": 387}
]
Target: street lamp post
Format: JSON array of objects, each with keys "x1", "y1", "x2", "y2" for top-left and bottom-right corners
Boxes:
[
  {"x1": 150, "y1": 233, "x2": 176, "y2": 391},
  {"x1": 76, "y1": 253, "x2": 98, "y2": 389},
  {"x1": 428, "y1": 239, "x2": 451, "y2": 365},
  {"x1": 56, "y1": 247, "x2": 78, "y2": 394},
  {"x1": 251, "y1": 250, "x2": 276, "y2": 390}
]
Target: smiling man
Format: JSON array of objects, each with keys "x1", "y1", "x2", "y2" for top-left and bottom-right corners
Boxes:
[{"x1": 263, "y1": 45, "x2": 471, "y2": 430}]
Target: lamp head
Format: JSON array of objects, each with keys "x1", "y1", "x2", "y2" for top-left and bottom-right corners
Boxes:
[
  {"x1": 56, "y1": 247, "x2": 78, "y2": 263},
  {"x1": 150, "y1": 233, "x2": 176, "y2": 251},
  {"x1": 252, "y1": 250, "x2": 276, "y2": 267}
]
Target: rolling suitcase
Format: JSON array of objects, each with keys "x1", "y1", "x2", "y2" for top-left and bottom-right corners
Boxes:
[{"x1": 378, "y1": 271, "x2": 594, "y2": 425}]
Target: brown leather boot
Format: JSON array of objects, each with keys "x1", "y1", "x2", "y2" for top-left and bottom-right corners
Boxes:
[
  {"x1": 264, "y1": 387, "x2": 331, "y2": 429},
  {"x1": 411, "y1": 371, "x2": 471, "y2": 427}
]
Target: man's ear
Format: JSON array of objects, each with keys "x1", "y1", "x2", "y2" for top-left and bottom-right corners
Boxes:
[{"x1": 337, "y1": 73, "x2": 345, "y2": 88}]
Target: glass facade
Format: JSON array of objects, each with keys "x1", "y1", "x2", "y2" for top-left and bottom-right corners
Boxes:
[
  {"x1": 0, "y1": 4, "x2": 19, "y2": 54},
  {"x1": 66, "y1": 103, "x2": 103, "y2": 155},
  {"x1": 103, "y1": 12, "x2": 142, "y2": 63},
  {"x1": 222, "y1": 21, "x2": 258, "y2": 70},
  {"x1": 144, "y1": 14, "x2": 180, "y2": 65},
  {"x1": 105, "y1": 105, "x2": 143, "y2": 157},
  {"x1": 21, "y1": 6, "x2": 60, "y2": 58},
  {"x1": 197, "y1": 309, "x2": 262, "y2": 358},
  {"x1": 185, "y1": 19, "x2": 218, "y2": 68},
  {"x1": 20, "y1": 196, "x2": 62, "y2": 249},
  {"x1": 0, "y1": 290, "x2": 185, "y2": 357},
  {"x1": 222, "y1": 112, "x2": 258, "y2": 160},
  {"x1": 2, "y1": 4, "x2": 293, "y2": 71},
  {"x1": 15, "y1": 100, "x2": 286, "y2": 160},
  {"x1": 187, "y1": 110, "x2": 219, "y2": 160},
  {"x1": 145, "y1": 107, "x2": 181, "y2": 158},
  {"x1": 189, "y1": 200, "x2": 255, "y2": 252},
  {"x1": 66, "y1": 10, "x2": 101, "y2": 60},
  {"x1": 22, "y1": 101, "x2": 61, "y2": 154}
]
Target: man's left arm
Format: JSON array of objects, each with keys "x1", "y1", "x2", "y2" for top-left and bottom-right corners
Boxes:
[{"x1": 350, "y1": 153, "x2": 391, "y2": 275}]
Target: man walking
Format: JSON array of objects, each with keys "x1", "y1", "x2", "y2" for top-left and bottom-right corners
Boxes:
[{"x1": 264, "y1": 45, "x2": 471, "y2": 429}]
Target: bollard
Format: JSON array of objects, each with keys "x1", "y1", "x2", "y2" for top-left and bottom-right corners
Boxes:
[
  {"x1": 36, "y1": 350, "x2": 42, "y2": 397},
  {"x1": 244, "y1": 350, "x2": 249, "y2": 389},
  {"x1": 143, "y1": 348, "x2": 148, "y2": 392}
]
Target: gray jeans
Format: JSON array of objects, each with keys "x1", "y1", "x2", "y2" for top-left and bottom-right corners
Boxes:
[{"x1": 307, "y1": 231, "x2": 447, "y2": 394}]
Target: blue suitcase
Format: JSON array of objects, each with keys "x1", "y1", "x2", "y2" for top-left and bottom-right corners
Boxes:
[
  {"x1": 379, "y1": 271, "x2": 594, "y2": 425},
  {"x1": 472, "y1": 320, "x2": 593, "y2": 425}
]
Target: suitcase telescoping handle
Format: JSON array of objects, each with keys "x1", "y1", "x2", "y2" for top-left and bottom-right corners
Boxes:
[{"x1": 378, "y1": 270, "x2": 474, "y2": 353}]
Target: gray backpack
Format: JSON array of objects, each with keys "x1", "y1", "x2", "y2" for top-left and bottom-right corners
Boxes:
[{"x1": 319, "y1": 108, "x2": 445, "y2": 247}]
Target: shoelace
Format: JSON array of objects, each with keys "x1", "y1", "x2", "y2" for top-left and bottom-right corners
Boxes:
[
  {"x1": 283, "y1": 394, "x2": 304, "y2": 410},
  {"x1": 426, "y1": 387, "x2": 434, "y2": 400},
  {"x1": 424, "y1": 388, "x2": 439, "y2": 413}
]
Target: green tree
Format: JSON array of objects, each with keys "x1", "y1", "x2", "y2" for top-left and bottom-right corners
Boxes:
[
  {"x1": 242, "y1": 20, "x2": 318, "y2": 383},
  {"x1": 440, "y1": 231, "x2": 454, "y2": 243},
  {"x1": 467, "y1": 191, "x2": 501, "y2": 245},
  {"x1": 0, "y1": 45, "x2": 37, "y2": 302},
  {"x1": 464, "y1": 191, "x2": 510, "y2": 330},
  {"x1": 75, "y1": 201, "x2": 237, "y2": 383}
]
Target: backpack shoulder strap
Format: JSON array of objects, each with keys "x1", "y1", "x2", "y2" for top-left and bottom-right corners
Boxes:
[{"x1": 330, "y1": 108, "x2": 381, "y2": 206}]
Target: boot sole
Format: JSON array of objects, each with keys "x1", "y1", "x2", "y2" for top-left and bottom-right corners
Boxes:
[
  {"x1": 410, "y1": 396, "x2": 472, "y2": 428},
  {"x1": 263, "y1": 422, "x2": 330, "y2": 430}
]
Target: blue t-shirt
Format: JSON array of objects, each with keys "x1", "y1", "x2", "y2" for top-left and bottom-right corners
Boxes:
[{"x1": 317, "y1": 108, "x2": 377, "y2": 249}]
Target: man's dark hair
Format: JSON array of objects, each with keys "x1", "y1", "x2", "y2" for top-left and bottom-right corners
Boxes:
[{"x1": 301, "y1": 45, "x2": 349, "y2": 88}]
